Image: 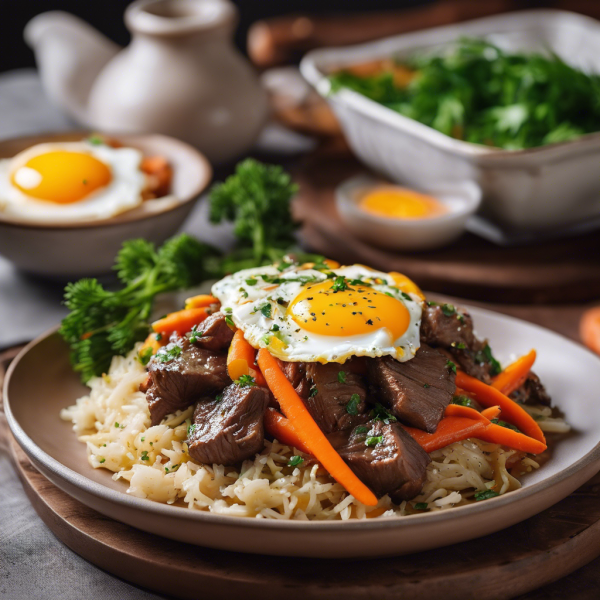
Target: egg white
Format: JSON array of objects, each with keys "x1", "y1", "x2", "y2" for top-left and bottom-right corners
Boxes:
[
  {"x1": 212, "y1": 263, "x2": 422, "y2": 363},
  {"x1": 0, "y1": 142, "x2": 147, "y2": 223}
]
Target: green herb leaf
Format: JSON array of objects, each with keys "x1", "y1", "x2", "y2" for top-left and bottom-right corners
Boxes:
[
  {"x1": 354, "y1": 426, "x2": 369, "y2": 435},
  {"x1": 337, "y1": 370, "x2": 347, "y2": 384},
  {"x1": 452, "y1": 395, "x2": 475, "y2": 408},
  {"x1": 414, "y1": 502, "x2": 428, "y2": 510},
  {"x1": 441, "y1": 303, "x2": 456, "y2": 317},
  {"x1": 346, "y1": 393, "x2": 361, "y2": 416},
  {"x1": 309, "y1": 386, "x2": 318, "y2": 398},
  {"x1": 260, "y1": 303, "x2": 272, "y2": 319},
  {"x1": 446, "y1": 360, "x2": 457, "y2": 374},
  {"x1": 331, "y1": 276, "x2": 350, "y2": 292},
  {"x1": 156, "y1": 344, "x2": 182, "y2": 363},
  {"x1": 138, "y1": 346, "x2": 153, "y2": 366},
  {"x1": 288, "y1": 455, "x2": 304, "y2": 467},
  {"x1": 365, "y1": 435, "x2": 383, "y2": 447},
  {"x1": 491, "y1": 418, "x2": 521, "y2": 433},
  {"x1": 474, "y1": 489, "x2": 500, "y2": 501},
  {"x1": 236, "y1": 374, "x2": 256, "y2": 387},
  {"x1": 370, "y1": 403, "x2": 397, "y2": 424},
  {"x1": 141, "y1": 451, "x2": 150, "y2": 462}
]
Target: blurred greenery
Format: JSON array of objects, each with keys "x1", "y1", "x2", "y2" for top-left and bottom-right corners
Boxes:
[{"x1": 329, "y1": 38, "x2": 600, "y2": 150}]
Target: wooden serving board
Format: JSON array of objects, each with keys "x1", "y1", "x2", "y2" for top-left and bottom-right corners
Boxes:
[
  {"x1": 7, "y1": 435, "x2": 600, "y2": 600},
  {"x1": 292, "y1": 156, "x2": 600, "y2": 305}
]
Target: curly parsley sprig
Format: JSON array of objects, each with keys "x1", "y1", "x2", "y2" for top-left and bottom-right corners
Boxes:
[{"x1": 59, "y1": 234, "x2": 218, "y2": 383}]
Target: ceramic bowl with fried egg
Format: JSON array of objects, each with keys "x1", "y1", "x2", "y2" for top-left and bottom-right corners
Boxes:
[
  {"x1": 335, "y1": 174, "x2": 481, "y2": 251},
  {"x1": 0, "y1": 132, "x2": 211, "y2": 278}
]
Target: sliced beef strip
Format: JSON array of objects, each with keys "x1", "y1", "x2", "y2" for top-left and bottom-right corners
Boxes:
[
  {"x1": 303, "y1": 361, "x2": 370, "y2": 433},
  {"x1": 421, "y1": 304, "x2": 493, "y2": 383},
  {"x1": 281, "y1": 361, "x2": 311, "y2": 400},
  {"x1": 329, "y1": 420, "x2": 430, "y2": 502},
  {"x1": 144, "y1": 336, "x2": 231, "y2": 425},
  {"x1": 367, "y1": 344, "x2": 455, "y2": 433},
  {"x1": 191, "y1": 311, "x2": 234, "y2": 351},
  {"x1": 187, "y1": 383, "x2": 270, "y2": 466},
  {"x1": 510, "y1": 372, "x2": 551, "y2": 406}
]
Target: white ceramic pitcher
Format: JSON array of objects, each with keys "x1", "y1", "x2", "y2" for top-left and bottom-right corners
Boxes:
[{"x1": 25, "y1": 0, "x2": 268, "y2": 163}]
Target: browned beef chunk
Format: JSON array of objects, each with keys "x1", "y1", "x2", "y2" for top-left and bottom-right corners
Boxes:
[
  {"x1": 145, "y1": 336, "x2": 231, "y2": 425},
  {"x1": 367, "y1": 344, "x2": 455, "y2": 433},
  {"x1": 421, "y1": 303, "x2": 497, "y2": 383},
  {"x1": 510, "y1": 372, "x2": 551, "y2": 406},
  {"x1": 281, "y1": 361, "x2": 311, "y2": 399},
  {"x1": 329, "y1": 420, "x2": 430, "y2": 502},
  {"x1": 187, "y1": 383, "x2": 270, "y2": 465},
  {"x1": 190, "y1": 311, "x2": 234, "y2": 351},
  {"x1": 302, "y1": 361, "x2": 369, "y2": 433}
]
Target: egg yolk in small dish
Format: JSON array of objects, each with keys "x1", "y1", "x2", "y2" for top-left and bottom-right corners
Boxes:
[
  {"x1": 359, "y1": 186, "x2": 446, "y2": 220},
  {"x1": 11, "y1": 151, "x2": 112, "y2": 204}
]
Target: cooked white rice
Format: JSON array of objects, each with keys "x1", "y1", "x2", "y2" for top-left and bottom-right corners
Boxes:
[{"x1": 61, "y1": 345, "x2": 558, "y2": 520}]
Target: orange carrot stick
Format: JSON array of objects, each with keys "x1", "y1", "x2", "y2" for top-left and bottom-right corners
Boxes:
[
  {"x1": 228, "y1": 330, "x2": 267, "y2": 386},
  {"x1": 184, "y1": 294, "x2": 219, "y2": 310},
  {"x1": 139, "y1": 332, "x2": 165, "y2": 356},
  {"x1": 456, "y1": 371, "x2": 546, "y2": 443},
  {"x1": 444, "y1": 404, "x2": 489, "y2": 422},
  {"x1": 481, "y1": 406, "x2": 501, "y2": 420},
  {"x1": 402, "y1": 418, "x2": 488, "y2": 453},
  {"x1": 492, "y1": 350, "x2": 536, "y2": 396},
  {"x1": 476, "y1": 423, "x2": 547, "y2": 454},
  {"x1": 152, "y1": 307, "x2": 209, "y2": 337},
  {"x1": 257, "y1": 348, "x2": 378, "y2": 506},
  {"x1": 263, "y1": 408, "x2": 313, "y2": 455}
]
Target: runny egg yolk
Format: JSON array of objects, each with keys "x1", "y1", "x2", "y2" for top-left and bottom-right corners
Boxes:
[
  {"x1": 11, "y1": 151, "x2": 112, "y2": 204},
  {"x1": 359, "y1": 186, "x2": 446, "y2": 220},
  {"x1": 288, "y1": 280, "x2": 410, "y2": 339}
]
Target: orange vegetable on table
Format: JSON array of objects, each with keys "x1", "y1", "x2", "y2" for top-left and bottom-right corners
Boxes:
[
  {"x1": 257, "y1": 348, "x2": 378, "y2": 506},
  {"x1": 492, "y1": 349, "x2": 536, "y2": 396},
  {"x1": 581, "y1": 306, "x2": 600, "y2": 355},
  {"x1": 152, "y1": 307, "x2": 209, "y2": 337}
]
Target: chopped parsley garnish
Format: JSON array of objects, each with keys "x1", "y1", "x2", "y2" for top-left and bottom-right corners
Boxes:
[
  {"x1": 337, "y1": 370, "x2": 347, "y2": 384},
  {"x1": 114, "y1": 422, "x2": 119, "y2": 428},
  {"x1": 138, "y1": 346, "x2": 153, "y2": 366},
  {"x1": 188, "y1": 324, "x2": 203, "y2": 343},
  {"x1": 427, "y1": 301, "x2": 438, "y2": 307},
  {"x1": 271, "y1": 323, "x2": 280, "y2": 332},
  {"x1": 423, "y1": 383, "x2": 430, "y2": 388},
  {"x1": 401, "y1": 292, "x2": 412, "y2": 301},
  {"x1": 331, "y1": 276, "x2": 350, "y2": 292},
  {"x1": 260, "y1": 303, "x2": 272, "y2": 319},
  {"x1": 365, "y1": 435, "x2": 383, "y2": 447},
  {"x1": 452, "y1": 395, "x2": 475, "y2": 408},
  {"x1": 261, "y1": 334, "x2": 271, "y2": 346},
  {"x1": 87, "y1": 135, "x2": 104, "y2": 145},
  {"x1": 491, "y1": 418, "x2": 521, "y2": 433},
  {"x1": 288, "y1": 455, "x2": 304, "y2": 467},
  {"x1": 154, "y1": 333, "x2": 162, "y2": 341},
  {"x1": 474, "y1": 489, "x2": 500, "y2": 501},
  {"x1": 452, "y1": 342, "x2": 466, "y2": 349},
  {"x1": 346, "y1": 393, "x2": 361, "y2": 416},
  {"x1": 446, "y1": 360, "x2": 457, "y2": 374},
  {"x1": 215, "y1": 394, "x2": 223, "y2": 403},
  {"x1": 354, "y1": 426, "x2": 369, "y2": 435},
  {"x1": 141, "y1": 451, "x2": 150, "y2": 461},
  {"x1": 225, "y1": 315, "x2": 235, "y2": 327},
  {"x1": 474, "y1": 344, "x2": 502, "y2": 376},
  {"x1": 370, "y1": 403, "x2": 397, "y2": 424},
  {"x1": 245, "y1": 277, "x2": 258, "y2": 286},
  {"x1": 414, "y1": 502, "x2": 428, "y2": 510},
  {"x1": 309, "y1": 386, "x2": 318, "y2": 398},
  {"x1": 441, "y1": 303, "x2": 456, "y2": 317},
  {"x1": 157, "y1": 344, "x2": 183, "y2": 363},
  {"x1": 239, "y1": 287, "x2": 249, "y2": 298},
  {"x1": 236, "y1": 374, "x2": 256, "y2": 387},
  {"x1": 98, "y1": 457, "x2": 106, "y2": 464},
  {"x1": 223, "y1": 307, "x2": 233, "y2": 314}
]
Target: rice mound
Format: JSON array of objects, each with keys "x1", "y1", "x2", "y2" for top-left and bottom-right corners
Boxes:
[{"x1": 61, "y1": 345, "x2": 544, "y2": 520}]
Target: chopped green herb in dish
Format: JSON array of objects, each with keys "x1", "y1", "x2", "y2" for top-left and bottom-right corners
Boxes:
[{"x1": 329, "y1": 38, "x2": 600, "y2": 150}]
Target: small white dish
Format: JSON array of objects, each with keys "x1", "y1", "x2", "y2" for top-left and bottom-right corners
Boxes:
[{"x1": 335, "y1": 174, "x2": 481, "y2": 251}]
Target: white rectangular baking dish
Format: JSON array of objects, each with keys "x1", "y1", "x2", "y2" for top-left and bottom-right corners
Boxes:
[{"x1": 300, "y1": 10, "x2": 600, "y2": 230}]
